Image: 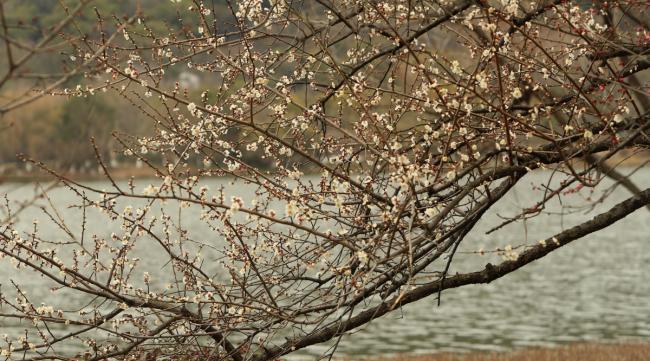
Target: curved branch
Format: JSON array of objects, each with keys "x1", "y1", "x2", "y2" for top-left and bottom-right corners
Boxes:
[{"x1": 256, "y1": 187, "x2": 650, "y2": 361}]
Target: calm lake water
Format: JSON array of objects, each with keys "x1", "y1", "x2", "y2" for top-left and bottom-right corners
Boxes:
[{"x1": 1, "y1": 169, "x2": 649, "y2": 359}]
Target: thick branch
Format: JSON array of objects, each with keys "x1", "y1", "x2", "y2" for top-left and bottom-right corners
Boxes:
[{"x1": 255, "y1": 187, "x2": 650, "y2": 361}]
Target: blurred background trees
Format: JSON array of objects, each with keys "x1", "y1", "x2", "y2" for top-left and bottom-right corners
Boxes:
[{"x1": 0, "y1": 0, "x2": 235, "y2": 174}]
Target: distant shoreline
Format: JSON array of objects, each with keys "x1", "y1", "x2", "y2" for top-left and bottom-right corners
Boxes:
[
  {"x1": 0, "y1": 164, "x2": 162, "y2": 183},
  {"x1": 342, "y1": 341, "x2": 650, "y2": 361},
  {"x1": 1, "y1": 149, "x2": 649, "y2": 183}
]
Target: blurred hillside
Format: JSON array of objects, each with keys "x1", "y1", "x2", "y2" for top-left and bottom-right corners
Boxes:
[
  {"x1": 1, "y1": 0, "x2": 236, "y2": 75},
  {"x1": 0, "y1": 0, "x2": 235, "y2": 176}
]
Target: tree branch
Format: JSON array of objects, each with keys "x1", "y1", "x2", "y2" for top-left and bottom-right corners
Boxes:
[{"x1": 256, "y1": 187, "x2": 650, "y2": 361}]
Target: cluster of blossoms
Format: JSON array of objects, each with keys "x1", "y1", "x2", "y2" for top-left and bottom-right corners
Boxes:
[{"x1": 1, "y1": 0, "x2": 649, "y2": 360}]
